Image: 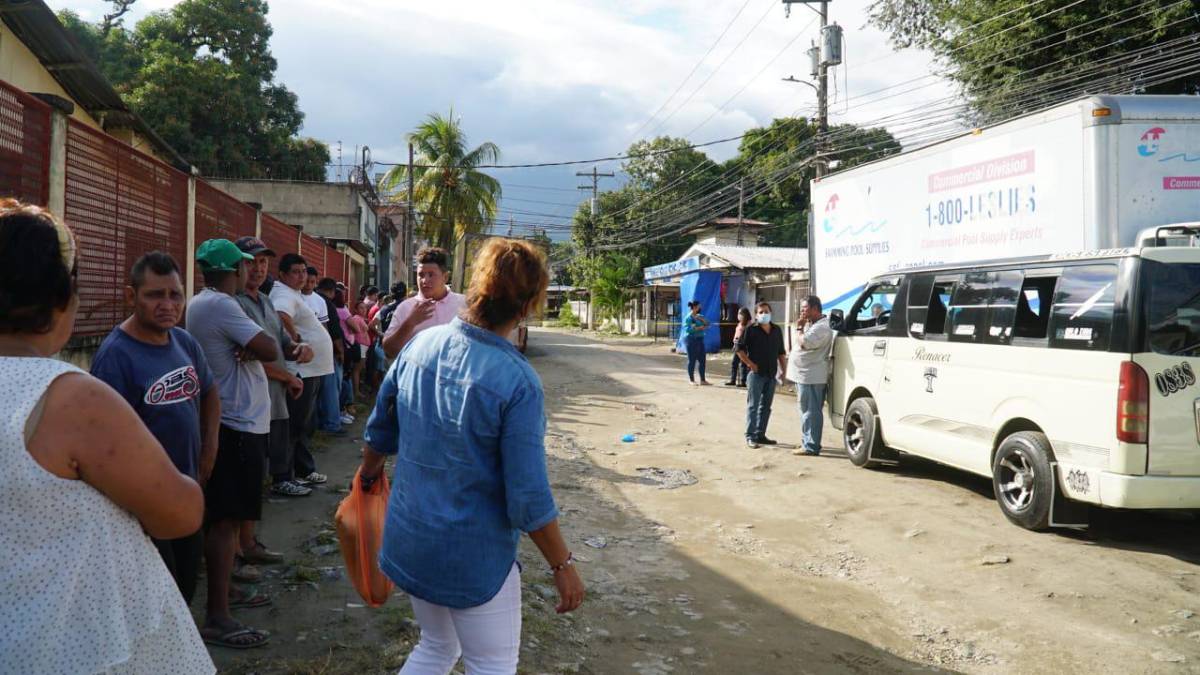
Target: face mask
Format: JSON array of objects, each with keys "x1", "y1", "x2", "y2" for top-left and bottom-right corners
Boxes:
[{"x1": 757, "y1": 313, "x2": 771, "y2": 324}]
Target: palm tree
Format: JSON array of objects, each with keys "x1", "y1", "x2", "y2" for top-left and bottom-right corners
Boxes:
[{"x1": 380, "y1": 109, "x2": 501, "y2": 250}]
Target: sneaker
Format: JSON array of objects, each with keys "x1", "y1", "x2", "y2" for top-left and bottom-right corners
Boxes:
[
  {"x1": 232, "y1": 563, "x2": 262, "y2": 584},
  {"x1": 241, "y1": 538, "x2": 284, "y2": 565},
  {"x1": 340, "y1": 413, "x2": 354, "y2": 424},
  {"x1": 746, "y1": 438, "x2": 760, "y2": 449},
  {"x1": 298, "y1": 472, "x2": 328, "y2": 485},
  {"x1": 723, "y1": 381, "x2": 737, "y2": 387},
  {"x1": 270, "y1": 480, "x2": 312, "y2": 497},
  {"x1": 757, "y1": 436, "x2": 778, "y2": 446},
  {"x1": 699, "y1": 380, "x2": 712, "y2": 386},
  {"x1": 736, "y1": 382, "x2": 747, "y2": 388}
]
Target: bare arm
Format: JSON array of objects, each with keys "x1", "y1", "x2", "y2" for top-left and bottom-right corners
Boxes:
[
  {"x1": 277, "y1": 311, "x2": 300, "y2": 344},
  {"x1": 528, "y1": 520, "x2": 585, "y2": 614},
  {"x1": 382, "y1": 317, "x2": 416, "y2": 359},
  {"x1": 244, "y1": 330, "x2": 280, "y2": 363},
  {"x1": 26, "y1": 374, "x2": 204, "y2": 539},
  {"x1": 198, "y1": 386, "x2": 220, "y2": 485}
]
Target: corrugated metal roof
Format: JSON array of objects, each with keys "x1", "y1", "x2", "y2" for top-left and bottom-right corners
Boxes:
[
  {"x1": 685, "y1": 243, "x2": 808, "y2": 270},
  {"x1": 1, "y1": 0, "x2": 189, "y2": 169}
]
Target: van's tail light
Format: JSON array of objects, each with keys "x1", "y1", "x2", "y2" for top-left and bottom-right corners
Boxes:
[{"x1": 1117, "y1": 361, "x2": 1150, "y2": 444}]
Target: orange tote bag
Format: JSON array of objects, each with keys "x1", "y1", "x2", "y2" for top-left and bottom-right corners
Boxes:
[{"x1": 335, "y1": 468, "x2": 395, "y2": 606}]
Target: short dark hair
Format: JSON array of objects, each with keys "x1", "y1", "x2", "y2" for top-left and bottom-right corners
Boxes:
[
  {"x1": 201, "y1": 268, "x2": 234, "y2": 288},
  {"x1": 130, "y1": 251, "x2": 181, "y2": 290},
  {"x1": 365, "y1": 285, "x2": 379, "y2": 297},
  {"x1": 801, "y1": 295, "x2": 822, "y2": 311},
  {"x1": 390, "y1": 281, "x2": 407, "y2": 297},
  {"x1": 333, "y1": 288, "x2": 346, "y2": 308},
  {"x1": 279, "y1": 253, "x2": 306, "y2": 273},
  {"x1": 306, "y1": 266, "x2": 318, "y2": 277},
  {"x1": 316, "y1": 277, "x2": 337, "y2": 292},
  {"x1": 416, "y1": 247, "x2": 449, "y2": 271},
  {"x1": 756, "y1": 301, "x2": 773, "y2": 312},
  {"x1": 0, "y1": 200, "x2": 75, "y2": 334}
]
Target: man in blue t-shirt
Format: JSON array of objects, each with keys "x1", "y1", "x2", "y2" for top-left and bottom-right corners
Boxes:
[{"x1": 91, "y1": 251, "x2": 220, "y2": 606}]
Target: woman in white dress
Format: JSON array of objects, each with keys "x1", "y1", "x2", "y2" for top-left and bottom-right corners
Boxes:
[{"x1": 0, "y1": 200, "x2": 215, "y2": 674}]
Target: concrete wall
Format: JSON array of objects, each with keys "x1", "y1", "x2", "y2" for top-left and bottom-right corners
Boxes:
[{"x1": 207, "y1": 179, "x2": 365, "y2": 241}]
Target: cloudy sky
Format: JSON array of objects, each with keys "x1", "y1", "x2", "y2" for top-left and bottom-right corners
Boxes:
[{"x1": 51, "y1": 0, "x2": 954, "y2": 235}]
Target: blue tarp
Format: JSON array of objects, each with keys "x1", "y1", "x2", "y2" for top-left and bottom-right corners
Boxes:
[{"x1": 676, "y1": 270, "x2": 722, "y2": 354}]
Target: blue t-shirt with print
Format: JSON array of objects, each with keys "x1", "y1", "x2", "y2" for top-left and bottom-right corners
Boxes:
[{"x1": 90, "y1": 326, "x2": 214, "y2": 479}]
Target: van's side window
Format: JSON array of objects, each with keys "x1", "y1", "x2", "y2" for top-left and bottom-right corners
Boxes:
[
  {"x1": 1013, "y1": 275, "x2": 1057, "y2": 340},
  {"x1": 983, "y1": 270, "x2": 1023, "y2": 345},
  {"x1": 1049, "y1": 264, "x2": 1117, "y2": 351},
  {"x1": 906, "y1": 275, "x2": 934, "y2": 338},
  {"x1": 1144, "y1": 260, "x2": 1200, "y2": 357},
  {"x1": 847, "y1": 281, "x2": 898, "y2": 332},
  {"x1": 925, "y1": 279, "x2": 955, "y2": 338},
  {"x1": 948, "y1": 272, "x2": 991, "y2": 342}
]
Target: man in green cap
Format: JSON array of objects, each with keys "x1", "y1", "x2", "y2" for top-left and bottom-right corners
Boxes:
[{"x1": 185, "y1": 238, "x2": 279, "y2": 649}]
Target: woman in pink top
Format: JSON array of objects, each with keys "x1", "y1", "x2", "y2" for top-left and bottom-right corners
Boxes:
[{"x1": 346, "y1": 300, "x2": 370, "y2": 402}]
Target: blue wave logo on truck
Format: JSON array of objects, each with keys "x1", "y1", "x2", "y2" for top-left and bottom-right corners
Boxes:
[{"x1": 821, "y1": 193, "x2": 887, "y2": 239}]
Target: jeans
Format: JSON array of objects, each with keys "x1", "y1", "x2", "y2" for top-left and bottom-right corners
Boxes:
[
  {"x1": 267, "y1": 418, "x2": 292, "y2": 485},
  {"x1": 316, "y1": 369, "x2": 342, "y2": 432},
  {"x1": 728, "y1": 352, "x2": 747, "y2": 384},
  {"x1": 286, "y1": 376, "x2": 321, "y2": 479},
  {"x1": 745, "y1": 371, "x2": 777, "y2": 440},
  {"x1": 685, "y1": 335, "x2": 706, "y2": 382},
  {"x1": 798, "y1": 383, "x2": 827, "y2": 454},
  {"x1": 401, "y1": 563, "x2": 521, "y2": 675}
]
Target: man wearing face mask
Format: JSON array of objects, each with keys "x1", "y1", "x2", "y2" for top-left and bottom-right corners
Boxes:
[{"x1": 736, "y1": 302, "x2": 788, "y2": 449}]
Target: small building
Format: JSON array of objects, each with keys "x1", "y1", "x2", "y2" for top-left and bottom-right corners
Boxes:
[{"x1": 207, "y1": 178, "x2": 386, "y2": 288}]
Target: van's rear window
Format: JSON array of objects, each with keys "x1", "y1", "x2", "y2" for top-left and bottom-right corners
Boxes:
[{"x1": 1145, "y1": 261, "x2": 1200, "y2": 358}]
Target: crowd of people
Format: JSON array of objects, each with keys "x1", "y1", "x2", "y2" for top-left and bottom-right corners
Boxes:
[
  {"x1": 684, "y1": 298, "x2": 834, "y2": 453},
  {"x1": 0, "y1": 200, "x2": 583, "y2": 675}
]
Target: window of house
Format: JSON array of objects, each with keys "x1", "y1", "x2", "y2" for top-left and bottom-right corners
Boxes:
[{"x1": 1049, "y1": 264, "x2": 1117, "y2": 351}]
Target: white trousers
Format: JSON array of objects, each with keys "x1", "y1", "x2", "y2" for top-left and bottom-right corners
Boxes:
[{"x1": 399, "y1": 563, "x2": 522, "y2": 675}]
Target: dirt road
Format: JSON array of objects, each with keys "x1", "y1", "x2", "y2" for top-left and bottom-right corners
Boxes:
[{"x1": 215, "y1": 328, "x2": 1200, "y2": 674}]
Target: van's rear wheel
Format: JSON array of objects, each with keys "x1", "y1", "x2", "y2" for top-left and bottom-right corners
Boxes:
[
  {"x1": 844, "y1": 397, "x2": 883, "y2": 468},
  {"x1": 992, "y1": 431, "x2": 1054, "y2": 531}
]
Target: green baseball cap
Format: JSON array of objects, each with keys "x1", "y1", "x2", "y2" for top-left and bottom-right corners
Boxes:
[{"x1": 196, "y1": 238, "x2": 254, "y2": 272}]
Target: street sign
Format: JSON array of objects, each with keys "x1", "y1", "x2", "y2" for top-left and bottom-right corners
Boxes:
[{"x1": 643, "y1": 256, "x2": 700, "y2": 282}]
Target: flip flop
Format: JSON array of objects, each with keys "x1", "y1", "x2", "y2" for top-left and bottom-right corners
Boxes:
[
  {"x1": 202, "y1": 625, "x2": 270, "y2": 650},
  {"x1": 229, "y1": 588, "x2": 272, "y2": 610}
]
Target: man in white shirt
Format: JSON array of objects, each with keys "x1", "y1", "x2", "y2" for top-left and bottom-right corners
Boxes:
[
  {"x1": 787, "y1": 295, "x2": 834, "y2": 456},
  {"x1": 302, "y1": 266, "x2": 329, "y2": 324},
  {"x1": 270, "y1": 253, "x2": 337, "y2": 485},
  {"x1": 382, "y1": 247, "x2": 466, "y2": 358}
]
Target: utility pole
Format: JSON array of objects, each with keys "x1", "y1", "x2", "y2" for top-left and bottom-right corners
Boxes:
[
  {"x1": 576, "y1": 166, "x2": 615, "y2": 217},
  {"x1": 407, "y1": 142, "x2": 415, "y2": 287},
  {"x1": 737, "y1": 177, "x2": 745, "y2": 246}
]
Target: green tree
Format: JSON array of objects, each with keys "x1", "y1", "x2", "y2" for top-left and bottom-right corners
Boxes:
[
  {"x1": 379, "y1": 110, "x2": 501, "y2": 250},
  {"x1": 60, "y1": 0, "x2": 329, "y2": 178},
  {"x1": 868, "y1": 0, "x2": 1200, "y2": 120}
]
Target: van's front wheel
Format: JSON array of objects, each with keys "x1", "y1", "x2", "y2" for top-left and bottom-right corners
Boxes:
[
  {"x1": 844, "y1": 397, "x2": 883, "y2": 468},
  {"x1": 992, "y1": 432, "x2": 1054, "y2": 530}
]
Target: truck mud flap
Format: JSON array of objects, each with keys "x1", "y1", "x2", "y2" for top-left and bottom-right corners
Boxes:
[
  {"x1": 868, "y1": 413, "x2": 900, "y2": 466},
  {"x1": 1050, "y1": 462, "x2": 1089, "y2": 530}
]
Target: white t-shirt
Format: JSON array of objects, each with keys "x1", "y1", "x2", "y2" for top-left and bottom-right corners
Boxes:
[
  {"x1": 269, "y1": 284, "x2": 335, "y2": 378},
  {"x1": 303, "y1": 291, "x2": 329, "y2": 323}
]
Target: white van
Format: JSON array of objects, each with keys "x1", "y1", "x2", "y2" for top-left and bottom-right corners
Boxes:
[{"x1": 828, "y1": 227, "x2": 1200, "y2": 530}]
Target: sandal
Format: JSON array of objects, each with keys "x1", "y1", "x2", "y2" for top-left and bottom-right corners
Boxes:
[
  {"x1": 232, "y1": 563, "x2": 262, "y2": 584},
  {"x1": 241, "y1": 537, "x2": 284, "y2": 565},
  {"x1": 202, "y1": 623, "x2": 270, "y2": 650},
  {"x1": 229, "y1": 587, "x2": 272, "y2": 610}
]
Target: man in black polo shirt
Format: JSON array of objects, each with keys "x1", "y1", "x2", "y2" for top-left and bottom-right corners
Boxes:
[{"x1": 737, "y1": 301, "x2": 788, "y2": 448}]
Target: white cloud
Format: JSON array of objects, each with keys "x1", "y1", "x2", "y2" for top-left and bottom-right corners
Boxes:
[{"x1": 45, "y1": 0, "x2": 953, "y2": 216}]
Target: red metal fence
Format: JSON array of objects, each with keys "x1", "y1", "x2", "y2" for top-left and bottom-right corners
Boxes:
[
  {"x1": 65, "y1": 120, "x2": 189, "y2": 335},
  {"x1": 0, "y1": 80, "x2": 50, "y2": 207},
  {"x1": 1, "y1": 76, "x2": 353, "y2": 337}
]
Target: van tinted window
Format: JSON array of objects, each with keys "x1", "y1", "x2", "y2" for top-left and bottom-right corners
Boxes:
[
  {"x1": 1049, "y1": 264, "x2": 1117, "y2": 351},
  {"x1": 948, "y1": 272, "x2": 991, "y2": 342},
  {"x1": 1013, "y1": 275, "x2": 1057, "y2": 340},
  {"x1": 1144, "y1": 261, "x2": 1200, "y2": 357},
  {"x1": 907, "y1": 275, "x2": 934, "y2": 337},
  {"x1": 984, "y1": 270, "x2": 1023, "y2": 345}
]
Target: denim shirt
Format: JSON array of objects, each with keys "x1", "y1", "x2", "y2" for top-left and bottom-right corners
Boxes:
[{"x1": 365, "y1": 318, "x2": 558, "y2": 608}]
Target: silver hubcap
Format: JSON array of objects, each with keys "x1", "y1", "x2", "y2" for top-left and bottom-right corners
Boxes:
[
  {"x1": 998, "y1": 450, "x2": 1036, "y2": 512},
  {"x1": 845, "y1": 411, "x2": 866, "y2": 455}
]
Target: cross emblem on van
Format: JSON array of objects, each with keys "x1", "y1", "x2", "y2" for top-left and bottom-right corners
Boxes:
[{"x1": 924, "y1": 367, "x2": 938, "y2": 393}]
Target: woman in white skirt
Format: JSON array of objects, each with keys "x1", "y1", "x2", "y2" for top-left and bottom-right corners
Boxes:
[{"x1": 0, "y1": 200, "x2": 214, "y2": 674}]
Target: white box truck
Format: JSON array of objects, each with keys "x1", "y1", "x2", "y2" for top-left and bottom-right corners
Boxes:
[{"x1": 811, "y1": 95, "x2": 1200, "y2": 309}]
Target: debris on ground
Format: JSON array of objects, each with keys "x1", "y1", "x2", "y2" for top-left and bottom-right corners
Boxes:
[
  {"x1": 980, "y1": 555, "x2": 1011, "y2": 566},
  {"x1": 635, "y1": 467, "x2": 699, "y2": 489},
  {"x1": 584, "y1": 535, "x2": 609, "y2": 549}
]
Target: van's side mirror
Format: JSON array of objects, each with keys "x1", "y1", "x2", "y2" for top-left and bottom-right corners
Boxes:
[{"x1": 829, "y1": 309, "x2": 844, "y2": 331}]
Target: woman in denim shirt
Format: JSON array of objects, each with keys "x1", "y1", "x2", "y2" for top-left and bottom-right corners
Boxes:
[{"x1": 357, "y1": 239, "x2": 584, "y2": 674}]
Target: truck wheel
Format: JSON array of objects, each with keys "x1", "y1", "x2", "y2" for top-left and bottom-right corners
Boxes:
[
  {"x1": 844, "y1": 397, "x2": 883, "y2": 468},
  {"x1": 992, "y1": 432, "x2": 1054, "y2": 531}
]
